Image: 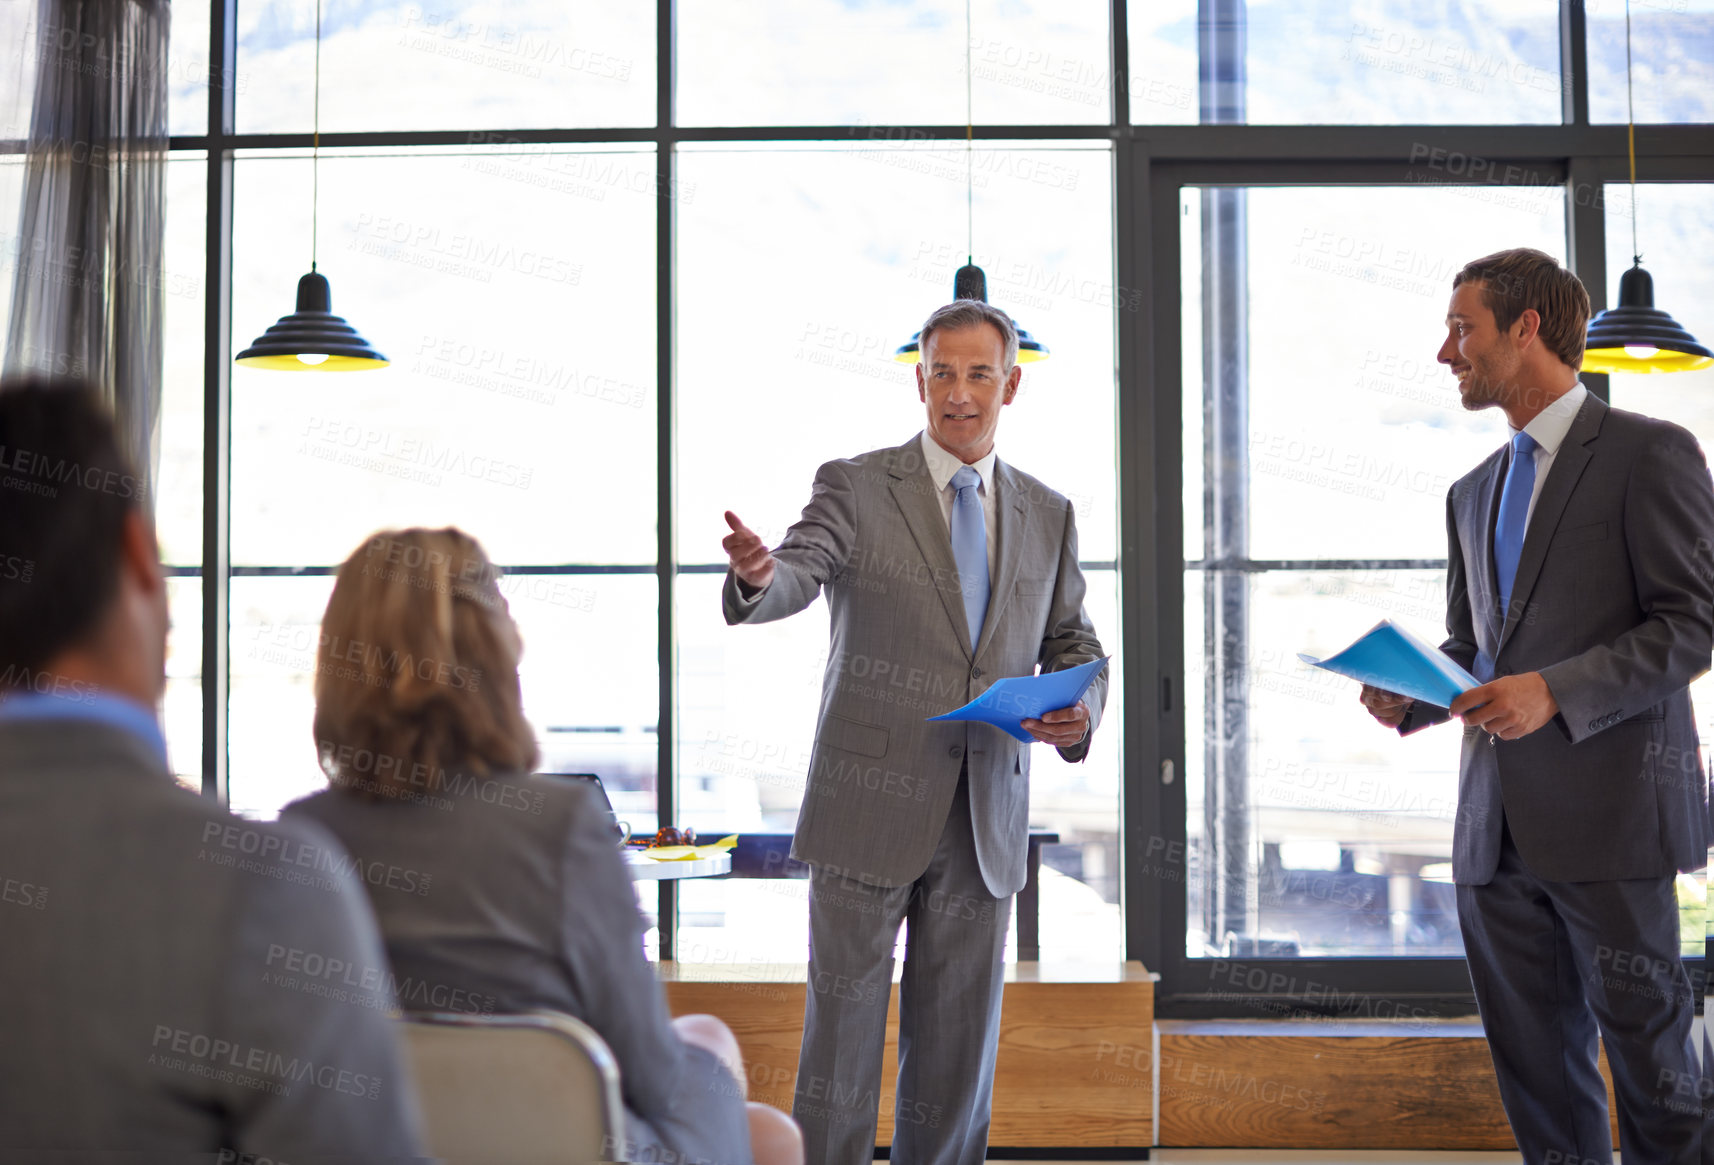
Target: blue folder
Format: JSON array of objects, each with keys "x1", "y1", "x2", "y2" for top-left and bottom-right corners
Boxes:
[
  {"x1": 927, "y1": 656, "x2": 1110, "y2": 743},
  {"x1": 1298, "y1": 620, "x2": 1479, "y2": 709}
]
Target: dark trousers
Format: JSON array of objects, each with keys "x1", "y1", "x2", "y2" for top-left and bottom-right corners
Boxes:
[
  {"x1": 1457, "y1": 824, "x2": 1704, "y2": 1164},
  {"x1": 792, "y1": 773, "x2": 1012, "y2": 1165}
]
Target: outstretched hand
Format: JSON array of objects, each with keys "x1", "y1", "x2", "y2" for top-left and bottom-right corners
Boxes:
[
  {"x1": 1022, "y1": 701, "x2": 1090, "y2": 748},
  {"x1": 722, "y1": 511, "x2": 776, "y2": 591}
]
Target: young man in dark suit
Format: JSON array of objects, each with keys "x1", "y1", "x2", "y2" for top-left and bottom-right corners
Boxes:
[
  {"x1": 1362, "y1": 248, "x2": 1711, "y2": 1164},
  {"x1": 0, "y1": 379, "x2": 426, "y2": 1162}
]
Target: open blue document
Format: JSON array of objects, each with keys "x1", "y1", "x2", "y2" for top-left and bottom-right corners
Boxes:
[
  {"x1": 1298, "y1": 620, "x2": 1479, "y2": 709},
  {"x1": 928, "y1": 656, "x2": 1110, "y2": 743}
]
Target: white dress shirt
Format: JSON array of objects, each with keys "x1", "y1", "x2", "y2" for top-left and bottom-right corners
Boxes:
[
  {"x1": 1508, "y1": 383, "x2": 1587, "y2": 529},
  {"x1": 920, "y1": 430, "x2": 999, "y2": 579}
]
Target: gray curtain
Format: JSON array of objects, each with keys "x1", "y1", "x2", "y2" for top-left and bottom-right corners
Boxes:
[{"x1": 3, "y1": 0, "x2": 171, "y2": 504}]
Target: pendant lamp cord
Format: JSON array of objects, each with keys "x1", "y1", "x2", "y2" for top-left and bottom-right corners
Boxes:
[
  {"x1": 311, "y1": 0, "x2": 322, "y2": 272},
  {"x1": 1624, "y1": 0, "x2": 1639, "y2": 265},
  {"x1": 959, "y1": 0, "x2": 973, "y2": 265}
]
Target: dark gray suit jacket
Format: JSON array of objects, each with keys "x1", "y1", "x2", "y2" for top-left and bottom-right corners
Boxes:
[
  {"x1": 1402, "y1": 393, "x2": 1714, "y2": 884},
  {"x1": 0, "y1": 719, "x2": 426, "y2": 1163},
  {"x1": 285, "y1": 774, "x2": 753, "y2": 1165},
  {"x1": 723, "y1": 436, "x2": 1107, "y2": 897}
]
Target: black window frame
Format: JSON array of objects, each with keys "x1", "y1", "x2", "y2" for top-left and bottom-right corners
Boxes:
[{"x1": 45, "y1": 0, "x2": 1701, "y2": 999}]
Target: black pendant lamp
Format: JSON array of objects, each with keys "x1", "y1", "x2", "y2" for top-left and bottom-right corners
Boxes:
[
  {"x1": 235, "y1": 0, "x2": 387, "y2": 372},
  {"x1": 1583, "y1": 262, "x2": 1713, "y2": 374},
  {"x1": 893, "y1": 264, "x2": 1050, "y2": 363},
  {"x1": 236, "y1": 269, "x2": 389, "y2": 370},
  {"x1": 893, "y1": 0, "x2": 1049, "y2": 365},
  {"x1": 1580, "y1": 0, "x2": 1711, "y2": 376}
]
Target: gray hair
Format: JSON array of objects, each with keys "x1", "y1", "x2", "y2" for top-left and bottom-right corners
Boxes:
[{"x1": 918, "y1": 300, "x2": 1019, "y2": 370}]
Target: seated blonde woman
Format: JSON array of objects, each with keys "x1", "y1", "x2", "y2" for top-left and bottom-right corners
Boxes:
[{"x1": 283, "y1": 527, "x2": 802, "y2": 1165}]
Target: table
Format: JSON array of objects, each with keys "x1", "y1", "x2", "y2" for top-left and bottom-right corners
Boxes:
[{"x1": 626, "y1": 851, "x2": 732, "y2": 880}]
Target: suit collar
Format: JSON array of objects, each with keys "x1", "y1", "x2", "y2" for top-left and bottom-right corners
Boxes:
[
  {"x1": 0, "y1": 717, "x2": 173, "y2": 782},
  {"x1": 1467, "y1": 449, "x2": 1508, "y2": 645},
  {"x1": 886, "y1": 439, "x2": 980, "y2": 657},
  {"x1": 917, "y1": 430, "x2": 998, "y2": 496},
  {"x1": 1508, "y1": 383, "x2": 1587, "y2": 457},
  {"x1": 1497, "y1": 392, "x2": 1607, "y2": 650},
  {"x1": 0, "y1": 690, "x2": 169, "y2": 770}
]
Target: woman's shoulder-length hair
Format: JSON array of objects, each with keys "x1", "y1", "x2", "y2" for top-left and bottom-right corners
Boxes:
[{"x1": 312, "y1": 527, "x2": 540, "y2": 802}]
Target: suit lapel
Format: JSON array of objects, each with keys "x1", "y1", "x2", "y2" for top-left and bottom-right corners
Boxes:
[
  {"x1": 885, "y1": 439, "x2": 976, "y2": 658},
  {"x1": 974, "y1": 461, "x2": 1031, "y2": 660},
  {"x1": 1471, "y1": 455, "x2": 1505, "y2": 645},
  {"x1": 1497, "y1": 393, "x2": 1607, "y2": 652}
]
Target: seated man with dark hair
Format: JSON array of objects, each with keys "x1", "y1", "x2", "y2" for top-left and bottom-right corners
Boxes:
[{"x1": 0, "y1": 378, "x2": 426, "y2": 1163}]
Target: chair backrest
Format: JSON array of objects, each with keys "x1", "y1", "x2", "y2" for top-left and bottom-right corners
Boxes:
[{"x1": 399, "y1": 1010, "x2": 628, "y2": 1164}]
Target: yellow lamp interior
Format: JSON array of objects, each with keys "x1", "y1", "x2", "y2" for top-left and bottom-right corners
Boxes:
[
  {"x1": 235, "y1": 353, "x2": 391, "y2": 371},
  {"x1": 1581, "y1": 347, "x2": 1714, "y2": 375},
  {"x1": 893, "y1": 348, "x2": 1049, "y2": 365}
]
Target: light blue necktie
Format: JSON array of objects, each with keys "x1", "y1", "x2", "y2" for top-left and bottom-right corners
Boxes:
[
  {"x1": 950, "y1": 465, "x2": 990, "y2": 647},
  {"x1": 1493, "y1": 430, "x2": 1539, "y2": 624}
]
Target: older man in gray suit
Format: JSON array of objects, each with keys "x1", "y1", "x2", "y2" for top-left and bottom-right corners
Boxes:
[
  {"x1": 0, "y1": 380, "x2": 425, "y2": 1162},
  {"x1": 721, "y1": 300, "x2": 1107, "y2": 1165},
  {"x1": 1362, "y1": 249, "x2": 1711, "y2": 1164}
]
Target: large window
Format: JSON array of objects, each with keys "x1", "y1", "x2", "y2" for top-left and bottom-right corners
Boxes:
[{"x1": 7, "y1": 1, "x2": 1709, "y2": 1003}]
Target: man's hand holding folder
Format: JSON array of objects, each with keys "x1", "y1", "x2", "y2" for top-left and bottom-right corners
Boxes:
[
  {"x1": 1358, "y1": 684, "x2": 1413, "y2": 728},
  {"x1": 1360, "y1": 675, "x2": 1560, "y2": 741}
]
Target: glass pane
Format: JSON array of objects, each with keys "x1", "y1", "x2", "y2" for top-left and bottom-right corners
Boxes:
[
  {"x1": 168, "y1": 0, "x2": 211, "y2": 136},
  {"x1": 164, "y1": 575, "x2": 204, "y2": 793},
  {"x1": 0, "y1": 156, "x2": 24, "y2": 352},
  {"x1": 1184, "y1": 569, "x2": 1465, "y2": 958},
  {"x1": 229, "y1": 572, "x2": 656, "y2": 821},
  {"x1": 159, "y1": 154, "x2": 206, "y2": 567},
  {"x1": 1130, "y1": 0, "x2": 1560, "y2": 125},
  {"x1": 1182, "y1": 184, "x2": 1565, "y2": 564},
  {"x1": 236, "y1": 1, "x2": 654, "y2": 133},
  {"x1": 1602, "y1": 181, "x2": 1714, "y2": 959},
  {"x1": 674, "y1": 571, "x2": 820, "y2": 964},
  {"x1": 523, "y1": 573, "x2": 660, "y2": 842},
  {"x1": 678, "y1": 0, "x2": 1110, "y2": 126},
  {"x1": 1590, "y1": 2, "x2": 1714, "y2": 124},
  {"x1": 1035, "y1": 567, "x2": 1122, "y2": 962},
  {"x1": 1127, "y1": 3, "x2": 1196, "y2": 125},
  {"x1": 230, "y1": 576, "x2": 335, "y2": 819},
  {"x1": 0, "y1": 4, "x2": 35, "y2": 142},
  {"x1": 676, "y1": 143, "x2": 1116, "y2": 565},
  {"x1": 230, "y1": 145, "x2": 656, "y2": 566}
]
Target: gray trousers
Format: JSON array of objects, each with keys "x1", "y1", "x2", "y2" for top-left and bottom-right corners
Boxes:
[
  {"x1": 793, "y1": 774, "x2": 1012, "y2": 1165},
  {"x1": 1457, "y1": 824, "x2": 1705, "y2": 1165}
]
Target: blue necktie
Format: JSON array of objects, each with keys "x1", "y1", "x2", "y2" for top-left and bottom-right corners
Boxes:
[
  {"x1": 1493, "y1": 430, "x2": 1539, "y2": 622},
  {"x1": 950, "y1": 465, "x2": 990, "y2": 647}
]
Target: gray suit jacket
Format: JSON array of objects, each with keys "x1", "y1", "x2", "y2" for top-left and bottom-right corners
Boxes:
[
  {"x1": 1402, "y1": 393, "x2": 1714, "y2": 883},
  {"x1": 0, "y1": 719, "x2": 426, "y2": 1163},
  {"x1": 723, "y1": 435, "x2": 1107, "y2": 897},
  {"x1": 284, "y1": 775, "x2": 752, "y2": 1165}
]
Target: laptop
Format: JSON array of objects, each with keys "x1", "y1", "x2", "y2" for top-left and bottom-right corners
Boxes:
[{"x1": 534, "y1": 772, "x2": 630, "y2": 843}]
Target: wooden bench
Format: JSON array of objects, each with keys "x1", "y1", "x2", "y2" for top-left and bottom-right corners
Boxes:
[{"x1": 660, "y1": 960, "x2": 1155, "y2": 1150}]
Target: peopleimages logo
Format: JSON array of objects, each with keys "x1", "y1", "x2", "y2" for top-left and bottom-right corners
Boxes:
[
  {"x1": 198, "y1": 821, "x2": 434, "y2": 897},
  {"x1": 0, "y1": 441, "x2": 145, "y2": 502},
  {"x1": 149, "y1": 1025, "x2": 383, "y2": 1100}
]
